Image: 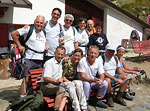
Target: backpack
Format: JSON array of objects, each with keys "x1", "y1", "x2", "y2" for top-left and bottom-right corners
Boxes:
[
  {"x1": 75, "y1": 27, "x2": 90, "y2": 37},
  {"x1": 6, "y1": 90, "x2": 44, "y2": 111},
  {"x1": 101, "y1": 54, "x2": 118, "y2": 66},
  {"x1": 13, "y1": 59, "x2": 24, "y2": 79},
  {"x1": 19, "y1": 24, "x2": 46, "y2": 47},
  {"x1": 130, "y1": 30, "x2": 140, "y2": 40}
]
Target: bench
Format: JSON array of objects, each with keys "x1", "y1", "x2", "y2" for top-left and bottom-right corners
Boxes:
[
  {"x1": 29, "y1": 68, "x2": 68, "y2": 111},
  {"x1": 131, "y1": 40, "x2": 150, "y2": 57}
]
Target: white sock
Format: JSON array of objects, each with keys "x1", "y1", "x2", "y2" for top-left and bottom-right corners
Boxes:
[{"x1": 20, "y1": 95, "x2": 26, "y2": 98}]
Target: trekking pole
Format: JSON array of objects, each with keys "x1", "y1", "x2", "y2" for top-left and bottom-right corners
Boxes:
[
  {"x1": 112, "y1": 70, "x2": 146, "y2": 89},
  {"x1": 23, "y1": 77, "x2": 27, "y2": 95}
]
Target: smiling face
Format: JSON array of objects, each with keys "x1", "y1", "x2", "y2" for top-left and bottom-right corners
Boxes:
[
  {"x1": 87, "y1": 47, "x2": 99, "y2": 63},
  {"x1": 34, "y1": 16, "x2": 45, "y2": 31},
  {"x1": 106, "y1": 49, "x2": 115, "y2": 59},
  {"x1": 55, "y1": 47, "x2": 65, "y2": 63},
  {"x1": 96, "y1": 26, "x2": 102, "y2": 34},
  {"x1": 79, "y1": 20, "x2": 86, "y2": 30},
  {"x1": 117, "y1": 49, "x2": 125, "y2": 58},
  {"x1": 87, "y1": 20, "x2": 94, "y2": 31},
  {"x1": 64, "y1": 17, "x2": 73, "y2": 28},
  {"x1": 72, "y1": 52, "x2": 83, "y2": 64},
  {"x1": 51, "y1": 9, "x2": 61, "y2": 24}
]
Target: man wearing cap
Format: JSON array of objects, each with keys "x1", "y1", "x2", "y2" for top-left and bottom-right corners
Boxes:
[{"x1": 98, "y1": 44, "x2": 132, "y2": 106}]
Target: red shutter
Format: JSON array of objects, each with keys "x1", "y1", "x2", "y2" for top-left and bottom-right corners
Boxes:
[{"x1": 0, "y1": 24, "x2": 8, "y2": 47}]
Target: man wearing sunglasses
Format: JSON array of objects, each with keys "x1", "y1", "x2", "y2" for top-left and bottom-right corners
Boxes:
[{"x1": 59, "y1": 14, "x2": 79, "y2": 56}]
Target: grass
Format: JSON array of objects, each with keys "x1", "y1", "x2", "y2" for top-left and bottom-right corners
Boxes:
[{"x1": 110, "y1": 0, "x2": 150, "y2": 23}]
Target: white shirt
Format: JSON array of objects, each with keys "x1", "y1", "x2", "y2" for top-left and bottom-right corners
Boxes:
[
  {"x1": 42, "y1": 57, "x2": 63, "y2": 81},
  {"x1": 98, "y1": 55, "x2": 120, "y2": 76},
  {"x1": 45, "y1": 21, "x2": 61, "y2": 56},
  {"x1": 78, "y1": 29, "x2": 89, "y2": 55},
  {"x1": 18, "y1": 26, "x2": 46, "y2": 60},
  {"x1": 77, "y1": 57, "x2": 105, "y2": 79},
  {"x1": 62, "y1": 26, "x2": 78, "y2": 55}
]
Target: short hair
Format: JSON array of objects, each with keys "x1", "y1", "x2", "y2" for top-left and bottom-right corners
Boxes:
[
  {"x1": 78, "y1": 17, "x2": 87, "y2": 24},
  {"x1": 52, "y1": 8, "x2": 62, "y2": 15},
  {"x1": 56, "y1": 46, "x2": 66, "y2": 52},
  {"x1": 34, "y1": 15, "x2": 45, "y2": 22},
  {"x1": 64, "y1": 14, "x2": 74, "y2": 21},
  {"x1": 95, "y1": 23, "x2": 103, "y2": 28},
  {"x1": 87, "y1": 19, "x2": 94, "y2": 26},
  {"x1": 73, "y1": 48, "x2": 83, "y2": 57},
  {"x1": 88, "y1": 45, "x2": 99, "y2": 52}
]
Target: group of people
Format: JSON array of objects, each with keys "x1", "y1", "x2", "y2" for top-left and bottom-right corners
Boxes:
[{"x1": 11, "y1": 7, "x2": 141, "y2": 111}]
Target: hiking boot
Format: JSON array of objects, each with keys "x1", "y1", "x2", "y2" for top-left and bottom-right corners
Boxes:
[
  {"x1": 106, "y1": 93, "x2": 114, "y2": 107},
  {"x1": 123, "y1": 92, "x2": 133, "y2": 101},
  {"x1": 96, "y1": 100, "x2": 108, "y2": 108},
  {"x1": 115, "y1": 91, "x2": 127, "y2": 106}
]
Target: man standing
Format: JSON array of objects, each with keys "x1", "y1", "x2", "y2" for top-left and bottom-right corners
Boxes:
[
  {"x1": 87, "y1": 19, "x2": 96, "y2": 35},
  {"x1": 11, "y1": 15, "x2": 46, "y2": 98},
  {"x1": 98, "y1": 44, "x2": 132, "y2": 106},
  {"x1": 41, "y1": 46, "x2": 68, "y2": 111},
  {"x1": 60, "y1": 14, "x2": 79, "y2": 56},
  {"x1": 44, "y1": 8, "x2": 63, "y2": 63},
  {"x1": 77, "y1": 45, "x2": 108, "y2": 108}
]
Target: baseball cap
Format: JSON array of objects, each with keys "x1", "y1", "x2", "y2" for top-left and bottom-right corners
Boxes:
[{"x1": 106, "y1": 44, "x2": 116, "y2": 51}]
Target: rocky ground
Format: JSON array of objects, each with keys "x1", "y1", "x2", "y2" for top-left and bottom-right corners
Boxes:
[{"x1": 0, "y1": 49, "x2": 150, "y2": 111}]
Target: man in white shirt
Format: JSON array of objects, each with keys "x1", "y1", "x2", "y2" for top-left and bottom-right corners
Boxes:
[
  {"x1": 98, "y1": 44, "x2": 132, "y2": 106},
  {"x1": 59, "y1": 14, "x2": 79, "y2": 56},
  {"x1": 41, "y1": 46, "x2": 68, "y2": 111},
  {"x1": 44, "y1": 8, "x2": 63, "y2": 63},
  {"x1": 11, "y1": 15, "x2": 46, "y2": 98},
  {"x1": 77, "y1": 45, "x2": 108, "y2": 108}
]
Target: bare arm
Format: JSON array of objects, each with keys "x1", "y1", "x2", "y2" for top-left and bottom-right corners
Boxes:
[
  {"x1": 63, "y1": 77, "x2": 70, "y2": 82},
  {"x1": 123, "y1": 59, "x2": 141, "y2": 71},
  {"x1": 117, "y1": 67, "x2": 126, "y2": 76},
  {"x1": 104, "y1": 72, "x2": 123, "y2": 83},
  {"x1": 80, "y1": 72, "x2": 96, "y2": 83},
  {"x1": 74, "y1": 41, "x2": 79, "y2": 49},
  {"x1": 11, "y1": 30, "x2": 25, "y2": 54},
  {"x1": 43, "y1": 77, "x2": 63, "y2": 84}
]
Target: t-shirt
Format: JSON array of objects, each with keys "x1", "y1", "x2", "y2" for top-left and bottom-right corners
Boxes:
[
  {"x1": 98, "y1": 54, "x2": 120, "y2": 76},
  {"x1": 88, "y1": 28, "x2": 96, "y2": 35},
  {"x1": 42, "y1": 57, "x2": 63, "y2": 81},
  {"x1": 62, "y1": 26, "x2": 78, "y2": 55},
  {"x1": 62, "y1": 59, "x2": 78, "y2": 81},
  {"x1": 45, "y1": 20, "x2": 61, "y2": 56},
  {"x1": 77, "y1": 57, "x2": 105, "y2": 79},
  {"x1": 77, "y1": 29, "x2": 89, "y2": 55},
  {"x1": 88, "y1": 33, "x2": 108, "y2": 51},
  {"x1": 18, "y1": 26, "x2": 46, "y2": 60}
]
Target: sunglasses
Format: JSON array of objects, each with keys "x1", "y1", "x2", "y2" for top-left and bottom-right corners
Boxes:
[{"x1": 65, "y1": 19, "x2": 73, "y2": 22}]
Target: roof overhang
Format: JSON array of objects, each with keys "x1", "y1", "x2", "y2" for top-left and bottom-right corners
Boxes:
[
  {"x1": 87, "y1": 0, "x2": 150, "y2": 28},
  {"x1": 0, "y1": 0, "x2": 32, "y2": 9}
]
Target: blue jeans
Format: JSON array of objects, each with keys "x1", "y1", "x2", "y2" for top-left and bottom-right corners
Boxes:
[{"x1": 83, "y1": 80, "x2": 108, "y2": 101}]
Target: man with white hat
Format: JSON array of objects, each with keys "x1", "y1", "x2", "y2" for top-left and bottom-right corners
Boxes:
[{"x1": 98, "y1": 44, "x2": 132, "y2": 106}]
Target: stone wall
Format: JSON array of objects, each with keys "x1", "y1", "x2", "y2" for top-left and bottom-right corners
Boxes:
[{"x1": 0, "y1": 58, "x2": 11, "y2": 79}]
